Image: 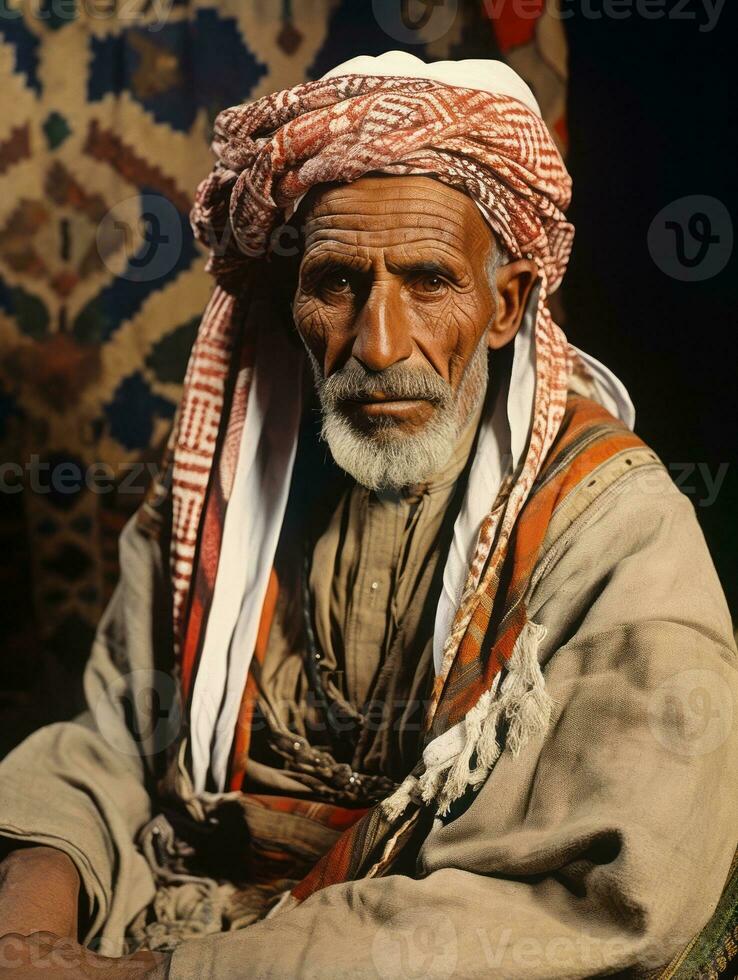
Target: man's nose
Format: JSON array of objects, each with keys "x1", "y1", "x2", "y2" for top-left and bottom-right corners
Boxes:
[{"x1": 351, "y1": 281, "x2": 413, "y2": 372}]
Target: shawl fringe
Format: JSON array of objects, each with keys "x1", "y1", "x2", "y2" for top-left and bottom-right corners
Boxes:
[{"x1": 382, "y1": 620, "x2": 551, "y2": 820}]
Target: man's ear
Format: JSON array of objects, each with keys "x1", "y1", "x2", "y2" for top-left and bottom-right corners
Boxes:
[{"x1": 487, "y1": 258, "x2": 538, "y2": 350}]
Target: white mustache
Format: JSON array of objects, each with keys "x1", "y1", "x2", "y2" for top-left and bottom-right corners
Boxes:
[{"x1": 317, "y1": 364, "x2": 452, "y2": 411}]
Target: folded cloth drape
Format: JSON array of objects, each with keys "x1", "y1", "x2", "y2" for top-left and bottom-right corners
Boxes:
[{"x1": 143, "y1": 67, "x2": 637, "y2": 895}]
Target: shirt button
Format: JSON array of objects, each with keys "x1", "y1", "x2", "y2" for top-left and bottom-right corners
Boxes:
[{"x1": 370, "y1": 581, "x2": 379, "y2": 592}]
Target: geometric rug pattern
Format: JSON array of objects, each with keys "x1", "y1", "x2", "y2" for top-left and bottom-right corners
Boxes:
[{"x1": 0, "y1": 1, "x2": 565, "y2": 738}]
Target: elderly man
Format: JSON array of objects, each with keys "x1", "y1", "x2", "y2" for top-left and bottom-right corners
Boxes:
[{"x1": 0, "y1": 54, "x2": 735, "y2": 980}]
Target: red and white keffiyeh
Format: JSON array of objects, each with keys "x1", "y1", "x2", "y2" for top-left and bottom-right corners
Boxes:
[{"x1": 168, "y1": 55, "x2": 632, "y2": 793}]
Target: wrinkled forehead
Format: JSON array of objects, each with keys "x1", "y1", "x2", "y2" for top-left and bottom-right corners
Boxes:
[{"x1": 297, "y1": 175, "x2": 496, "y2": 260}]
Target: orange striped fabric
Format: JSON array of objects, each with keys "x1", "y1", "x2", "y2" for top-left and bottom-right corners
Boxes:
[{"x1": 289, "y1": 394, "x2": 648, "y2": 902}]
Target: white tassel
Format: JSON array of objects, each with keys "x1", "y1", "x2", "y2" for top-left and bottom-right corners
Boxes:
[
  {"x1": 381, "y1": 773, "x2": 420, "y2": 820},
  {"x1": 473, "y1": 700, "x2": 504, "y2": 772},
  {"x1": 502, "y1": 621, "x2": 551, "y2": 756},
  {"x1": 435, "y1": 620, "x2": 550, "y2": 814},
  {"x1": 381, "y1": 622, "x2": 551, "y2": 820},
  {"x1": 265, "y1": 890, "x2": 298, "y2": 919},
  {"x1": 417, "y1": 761, "x2": 449, "y2": 804},
  {"x1": 435, "y1": 688, "x2": 493, "y2": 813}
]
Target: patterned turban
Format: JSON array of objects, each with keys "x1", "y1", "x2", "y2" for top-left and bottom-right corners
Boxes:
[{"x1": 191, "y1": 73, "x2": 573, "y2": 294}]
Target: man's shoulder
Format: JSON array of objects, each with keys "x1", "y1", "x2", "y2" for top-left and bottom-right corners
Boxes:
[
  {"x1": 534, "y1": 393, "x2": 696, "y2": 573},
  {"x1": 518, "y1": 393, "x2": 669, "y2": 564},
  {"x1": 529, "y1": 426, "x2": 736, "y2": 663},
  {"x1": 540, "y1": 437, "x2": 676, "y2": 558}
]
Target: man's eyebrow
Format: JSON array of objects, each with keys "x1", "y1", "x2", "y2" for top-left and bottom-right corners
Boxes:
[
  {"x1": 300, "y1": 250, "x2": 368, "y2": 273},
  {"x1": 385, "y1": 255, "x2": 467, "y2": 281}
]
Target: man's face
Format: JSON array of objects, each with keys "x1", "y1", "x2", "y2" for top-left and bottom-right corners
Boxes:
[{"x1": 292, "y1": 175, "x2": 531, "y2": 490}]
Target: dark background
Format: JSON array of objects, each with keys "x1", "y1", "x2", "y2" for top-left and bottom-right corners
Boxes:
[
  {"x1": 564, "y1": 5, "x2": 737, "y2": 614},
  {"x1": 0, "y1": 1, "x2": 734, "y2": 756}
]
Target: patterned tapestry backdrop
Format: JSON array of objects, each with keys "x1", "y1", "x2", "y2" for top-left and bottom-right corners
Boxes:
[{"x1": 0, "y1": 0, "x2": 567, "y2": 749}]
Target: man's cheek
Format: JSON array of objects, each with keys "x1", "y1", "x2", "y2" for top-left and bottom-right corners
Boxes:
[
  {"x1": 445, "y1": 302, "x2": 490, "y2": 379},
  {"x1": 293, "y1": 302, "x2": 331, "y2": 352},
  {"x1": 415, "y1": 302, "x2": 475, "y2": 381}
]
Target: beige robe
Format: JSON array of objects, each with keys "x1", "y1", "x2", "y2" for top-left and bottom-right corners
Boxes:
[{"x1": 0, "y1": 452, "x2": 736, "y2": 978}]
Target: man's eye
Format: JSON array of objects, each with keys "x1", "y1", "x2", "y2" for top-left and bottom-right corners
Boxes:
[
  {"x1": 413, "y1": 274, "x2": 447, "y2": 294},
  {"x1": 322, "y1": 272, "x2": 352, "y2": 294}
]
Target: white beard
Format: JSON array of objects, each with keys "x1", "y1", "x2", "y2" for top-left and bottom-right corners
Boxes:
[{"x1": 307, "y1": 334, "x2": 489, "y2": 491}]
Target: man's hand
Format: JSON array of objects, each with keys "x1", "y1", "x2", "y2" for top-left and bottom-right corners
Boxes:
[
  {"x1": 0, "y1": 932, "x2": 168, "y2": 978},
  {"x1": 0, "y1": 849, "x2": 168, "y2": 977},
  {"x1": 0, "y1": 846, "x2": 80, "y2": 938}
]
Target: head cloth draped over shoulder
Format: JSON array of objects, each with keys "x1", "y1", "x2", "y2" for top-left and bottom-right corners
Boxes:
[{"x1": 158, "y1": 53, "x2": 633, "y2": 814}]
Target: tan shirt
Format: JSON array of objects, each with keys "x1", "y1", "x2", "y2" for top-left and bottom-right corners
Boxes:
[{"x1": 246, "y1": 407, "x2": 481, "y2": 802}]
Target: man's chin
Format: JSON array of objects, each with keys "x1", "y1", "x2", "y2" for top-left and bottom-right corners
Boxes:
[
  {"x1": 322, "y1": 409, "x2": 456, "y2": 492},
  {"x1": 341, "y1": 418, "x2": 416, "y2": 446}
]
